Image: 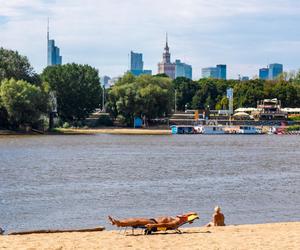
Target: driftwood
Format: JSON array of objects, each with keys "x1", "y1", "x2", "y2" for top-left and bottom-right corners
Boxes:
[{"x1": 8, "y1": 227, "x2": 105, "y2": 235}]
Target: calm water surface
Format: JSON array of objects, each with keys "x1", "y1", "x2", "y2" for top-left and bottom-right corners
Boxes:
[{"x1": 0, "y1": 134, "x2": 299, "y2": 232}]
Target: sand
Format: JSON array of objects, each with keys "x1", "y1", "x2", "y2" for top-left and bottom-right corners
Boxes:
[
  {"x1": 55, "y1": 128, "x2": 172, "y2": 135},
  {"x1": 0, "y1": 222, "x2": 299, "y2": 250}
]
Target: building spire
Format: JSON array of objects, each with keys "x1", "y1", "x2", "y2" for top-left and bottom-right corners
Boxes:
[
  {"x1": 47, "y1": 17, "x2": 49, "y2": 41},
  {"x1": 165, "y1": 32, "x2": 169, "y2": 50}
]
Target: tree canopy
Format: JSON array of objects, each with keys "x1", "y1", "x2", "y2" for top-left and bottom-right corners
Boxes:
[
  {"x1": 42, "y1": 63, "x2": 102, "y2": 122},
  {"x1": 0, "y1": 47, "x2": 40, "y2": 84},
  {"x1": 0, "y1": 79, "x2": 49, "y2": 127},
  {"x1": 107, "y1": 73, "x2": 173, "y2": 126}
]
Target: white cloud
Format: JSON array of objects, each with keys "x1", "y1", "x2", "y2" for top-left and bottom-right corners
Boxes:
[{"x1": 1, "y1": 0, "x2": 300, "y2": 78}]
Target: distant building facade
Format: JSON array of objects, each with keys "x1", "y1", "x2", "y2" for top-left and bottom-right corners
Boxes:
[
  {"x1": 269, "y1": 63, "x2": 283, "y2": 80},
  {"x1": 202, "y1": 64, "x2": 227, "y2": 80},
  {"x1": 217, "y1": 64, "x2": 226, "y2": 80},
  {"x1": 241, "y1": 76, "x2": 250, "y2": 81},
  {"x1": 129, "y1": 51, "x2": 152, "y2": 76},
  {"x1": 47, "y1": 23, "x2": 62, "y2": 66},
  {"x1": 259, "y1": 68, "x2": 269, "y2": 80},
  {"x1": 158, "y1": 35, "x2": 176, "y2": 79},
  {"x1": 100, "y1": 75, "x2": 111, "y2": 88},
  {"x1": 175, "y1": 60, "x2": 192, "y2": 79},
  {"x1": 259, "y1": 63, "x2": 283, "y2": 80},
  {"x1": 202, "y1": 67, "x2": 219, "y2": 79}
]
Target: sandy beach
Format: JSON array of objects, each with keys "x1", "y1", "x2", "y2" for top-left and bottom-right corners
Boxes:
[{"x1": 1, "y1": 222, "x2": 299, "y2": 250}]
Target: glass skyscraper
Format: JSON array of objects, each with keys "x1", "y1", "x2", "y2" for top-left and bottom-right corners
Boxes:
[
  {"x1": 269, "y1": 63, "x2": 283, "y2": 80},
  {"x1": 129, "y1": 51, "x2": 152, "y2": 76},
  {"x1": 259, "y1": 63, "x2": 283, "y2": 80},
  {"x1": 259, "y1": 68, "x2": 269, "y2": 80},
  {"x1": 202, "y1": 64, "x2": 227, "y2": 79},
  {"x1": 202, "y1": 67, "x2": 220, "y2": 79},
  {"x1": 217, "y1": 64, "x2": 227, "y2": 80},
  {"x1": 47, "y1": 24, "x2": 62, "y2": 66},
  {"x1": 175, "y1": 60, "x2": 192, "y2": 79}
]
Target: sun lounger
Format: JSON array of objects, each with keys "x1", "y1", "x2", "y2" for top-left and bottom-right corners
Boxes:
[{"x1": 144, "y1": 213, "x2": 199, "y2": 235}]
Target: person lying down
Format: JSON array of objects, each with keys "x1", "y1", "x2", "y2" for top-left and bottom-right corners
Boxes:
[{"x1": 108, "y1": 212, "x2": 199, "y2": 229}]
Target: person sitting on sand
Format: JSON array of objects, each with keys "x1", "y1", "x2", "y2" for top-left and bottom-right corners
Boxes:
[
  {"x1": 206, "y1": 206, "x2": 225, "y2": 227},
  {"x1": 0, "y1": 227, "x2": 4, "y2": 235}
]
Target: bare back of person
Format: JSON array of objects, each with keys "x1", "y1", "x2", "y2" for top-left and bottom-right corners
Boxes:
[
  {"x1": 206, "y1": 206, "x2": 225, "y2": 227},
  {"x1": 213, "y1": 212, "x2": 225, "y2": 226}
]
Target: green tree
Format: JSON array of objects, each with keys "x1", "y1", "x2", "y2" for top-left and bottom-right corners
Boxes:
[
  {"x1": 0, "y1": 47, "x2": 40, "y2": 84},
  {"x1": 234, "y1": 79, "x2": 264, "y2": 108},
  {"x1": 42, "y1": 63, "x2": 102, "y2": 123},
  {"x1": 172, "y1": 77, "x2": 199, "y2": 111},
  {"x1": 0, "y1": 79, "x2": 49, "y2": 127},
  {"x1": 107, "y1": 74, "x2": 173, "y2": 126}
]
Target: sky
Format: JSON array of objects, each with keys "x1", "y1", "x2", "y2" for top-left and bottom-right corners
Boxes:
[{"x1": 1, "y1": 0, "x2": 300, "y2": 79}]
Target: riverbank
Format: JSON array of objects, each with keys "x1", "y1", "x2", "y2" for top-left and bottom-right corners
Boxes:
[
  {"x1": 53, "y1": 128, "x2": 172, "y2": 135},
  {"x1": 0, "y1": 222, "x2": 299, "y2": 250},
  {"x1": 0, "y1": 128, "x2": 172, "y2": 136}
]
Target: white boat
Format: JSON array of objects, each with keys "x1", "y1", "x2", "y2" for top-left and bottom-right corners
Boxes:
[
  {"x1": 237, "y1": 126, "x2": 261, "y2": 134},
  {"x1": 194, "y1": 125, "x2": 225, "y2": 135}
]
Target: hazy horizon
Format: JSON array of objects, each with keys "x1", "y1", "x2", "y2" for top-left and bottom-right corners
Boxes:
[{"x1": 1, "y1": 0, "x2": 300, "y2": 79}]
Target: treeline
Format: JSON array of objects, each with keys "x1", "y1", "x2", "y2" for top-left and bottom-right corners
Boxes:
[
  {"x1": 1, "y1": 47, "x2": 300, "y2": 129},
  {"x1": 172, "y1": 76, "x2": 300, "y2": 111},
  {"x1": 0, "y1": 48, "x2": 102, "y2": 129}
]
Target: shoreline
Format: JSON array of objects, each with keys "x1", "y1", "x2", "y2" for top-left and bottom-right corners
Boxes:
[
  {"x1": 1, "y1": 222, "x2": 299, "y2": 249},
  {"x1": 0, "y1": 128, "x2": 172, "y2": 136}
]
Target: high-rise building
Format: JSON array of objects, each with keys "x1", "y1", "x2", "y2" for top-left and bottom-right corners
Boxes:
[
  {"x1": 202, "y1": 67, "x2": 220, "y2": 79},
  {"x1": 259, "y1": 68, "x2": 269, "y2": 80},
  {"x1": 158, "y1": 34, "x2": 176, "y2": 79},
  {"x1": 129, "y1": 51, "x2": 152, "y2": 76},
  {"x1": 202, "y1": 65, "x2": 227, "y2": 79},
  {"x1": 47, "y1": 20, "x2": 62, "y2": 66},
  {"x1": 217, "y1": 64, "x2": 227, "y2": 80},
  {"x1": 130, "y1": 51, "x2": 143, "y2": 71},
  {"x1": 100, "y1": 75, "x2": 111, "y2": 88},
  {"x1": 259, "y1": 63, "x2": 283, "y2": 80},
  {"x1": 175, "y1": 60, "x2": 192, "y2": 79},
  {"x1": 269, "y1": 63, "x2": 283, "y2": 80}
]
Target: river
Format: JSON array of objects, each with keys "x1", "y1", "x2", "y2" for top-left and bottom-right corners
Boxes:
[{"x1": 0, "y1": 134, "x2": 299, "y2": 232}]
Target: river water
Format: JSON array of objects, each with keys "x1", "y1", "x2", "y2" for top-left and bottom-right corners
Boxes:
[{"x1": 0, "y1": 134, "x2": 299, "y2": 232}]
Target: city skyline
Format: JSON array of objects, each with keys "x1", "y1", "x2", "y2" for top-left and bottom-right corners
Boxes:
[{"x1": 1, "y1": 0, "x2": 300, "y2": 79}]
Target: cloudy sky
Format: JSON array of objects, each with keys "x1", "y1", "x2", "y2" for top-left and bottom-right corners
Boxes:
[{"x1": 1, "y1": 0, "x2": 300, "y2": 79}]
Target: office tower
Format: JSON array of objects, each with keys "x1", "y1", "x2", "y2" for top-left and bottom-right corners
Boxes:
[
  {"x1": 202, "y1": 67, "x2": 220, "y2": 79},
  {"x1": 202, "y1": 65, "x2": 226, "y2": 79},
  {"x1": 259, "y1": 64, "x2": 283, "y2": 80},
  {"x1": 268, "y1": 63, "x2": 283, "y2": 80},
  {"x1": 100, "y1": 76, "x2": 111, "y2": 88},
  {"x1": 129, "y1": 51, "x2": 152, "y2": 76},
  {"x1": 130, "y1": 51, "x2": 143, "y2": 71},
  {"x1": 175, "y1": 60, "x2": 192, "y2": 79},
  {"x1": 158, "y1": 34, "x2": 176, "y2": 79},
  {"x1": 259, "y1": 68, "x2": 269, "y2": 80},
  {"x1": 217, "y1": 64, "x2": 227, "y2": 80},
  {"x1": 47, "y1": 20, "x2": 62, "y2": 66}
]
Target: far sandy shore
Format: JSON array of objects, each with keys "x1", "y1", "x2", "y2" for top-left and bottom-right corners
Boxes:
[
  {"x1": 1, "y1": 222, "x2": 299, "y2": 250},
  {"x1": 54, "y1": 128, "x2": 172, "y2": 135},
  {"x1": 0, "y1": 128, "x2": 172, "y2": 136}
]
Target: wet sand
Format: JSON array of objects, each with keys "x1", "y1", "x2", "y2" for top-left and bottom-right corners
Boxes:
[{"x1": 1, "y1": 222, "x2": 299, "y2": 250}]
